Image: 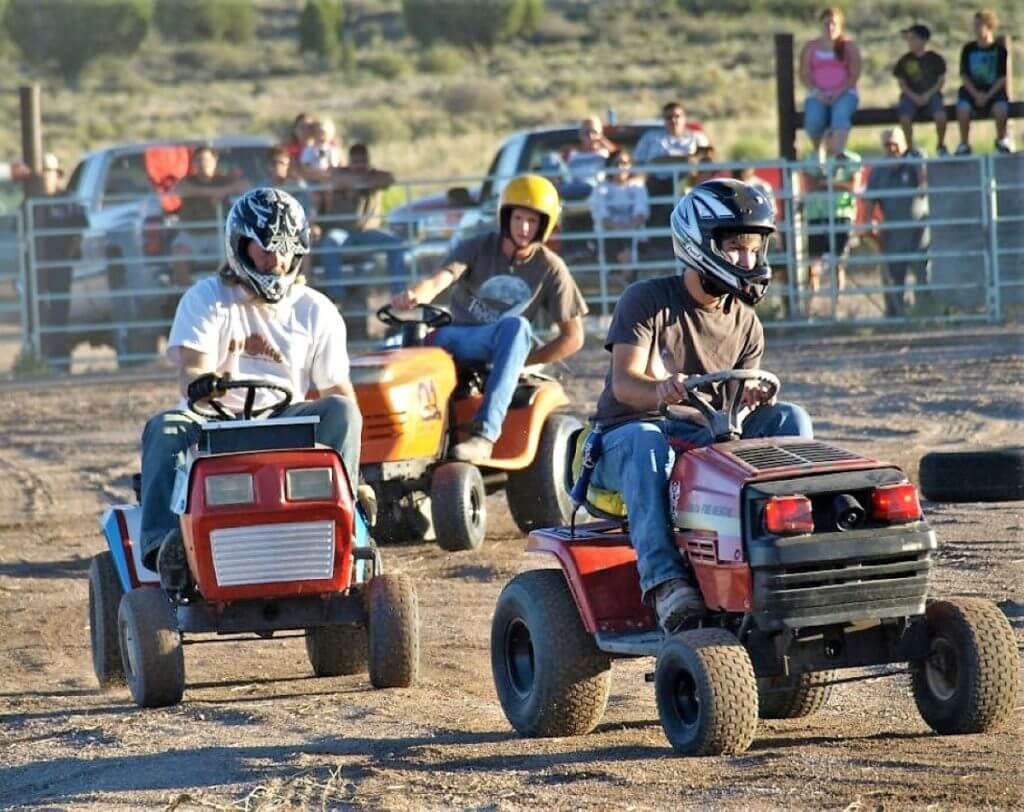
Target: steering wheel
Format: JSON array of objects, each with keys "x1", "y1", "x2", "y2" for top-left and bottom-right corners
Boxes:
[
  {"x1": 376, "y1": 302, "x2": 452, "y2": 329},
  {"x1": 661, "y1": 369, "x2": 780, "y2": 442},
  {"x1": 188, "y1": 379, "x2": 293, "y2": 421}
]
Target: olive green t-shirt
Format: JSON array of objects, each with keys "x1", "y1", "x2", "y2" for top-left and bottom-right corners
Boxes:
[
  {"x1": 594, "y1": 276, "x2": 764, "y2": 426},
  {"x1": 443, "y1": 231, "x2": 588, "y2": 326}
]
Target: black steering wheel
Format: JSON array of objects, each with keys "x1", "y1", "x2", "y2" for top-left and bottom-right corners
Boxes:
[
  {"x1": 188, "y1": 379, "x2": 293, "y2": 421},
  {"x1": 661, "y1": 369, "x2": 780, "y2": 442},
  {"x1": 377, "y1": 303, "x2": 452, "y2": 329}
]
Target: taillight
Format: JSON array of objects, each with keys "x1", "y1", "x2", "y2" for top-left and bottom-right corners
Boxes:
[
  {"x1": 871, "y1": 483, "x2": 921, "y2": 523},
  {"x1": 764, "y1": 495, "x2": 814, "y2": 535}
]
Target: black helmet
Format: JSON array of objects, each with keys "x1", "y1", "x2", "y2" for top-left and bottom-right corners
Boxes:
[
  {"x1": 224, "y1": 187, "x2": 310, "y2": 303},
  {"x1": 670, "y1": 178, "x2": 775, "y2": 305}
]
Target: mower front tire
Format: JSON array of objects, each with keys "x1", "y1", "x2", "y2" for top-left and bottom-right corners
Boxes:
[
  {"x1": 368, "y1": 573, "x2": 419, "y2": 688},
  {"x1": 431, "y1": 462, "x2": 486, "y2": 552},
  {"x1": 305, "y1": 624, "x2": 369, "y2": 677},
  {"x1": 491, "y1": 569, "x2": 612, "y2": 737},
  {"x1": 506, "y1": 413, "x2": 580, "y2": 533},
  {"x1": 118, "y1": 587, "x2": 185, "y2": 708},
  {"x1": 655, "y1": 629, "x2": 758, "y2": 756},
  {"x1": 757, "y1": 670, "x2": 835, "y2": 719},
  {"x1": 88, "y1": 551, "x2": 125, "y2": 688}
]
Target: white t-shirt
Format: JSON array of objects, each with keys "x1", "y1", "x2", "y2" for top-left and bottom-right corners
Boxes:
[
  {"x1": 565, "y1": 149, "x2": 609, "y2": 186},
  {"x1": 590, "y1": 180, "x2": 650, "y2": 227},
  {"x1": 634, "y1": 129, "x2": 709, "y2": 163},
  {"x1": 168, "y1": 275, "x2": 350, "y2": 413}
]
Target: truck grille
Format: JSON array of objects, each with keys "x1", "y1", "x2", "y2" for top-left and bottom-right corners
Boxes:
[
  {"x1": 730, "y1": 442, "x2": 864, "y2": 471},
  {"x1": 210, "y1": 521, "x2": 335, "y2": 586}
]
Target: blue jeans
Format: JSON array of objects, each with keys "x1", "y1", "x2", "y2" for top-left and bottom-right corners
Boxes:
[
  {"x1": 427, "y1": 316, "x2": 533, "y2": 442},
  {"x1": 591, "y1": 402, "x2": 813, "y2": 597},
  {"x1": 139, "y1": 395, "x2": 363, "y2": 566},
  {"x1": 804, "y1": 90, "x2": 859, "y2": 139},
  {"x1": 320, "y1": 229, "x2": 408, "y2": 295}
]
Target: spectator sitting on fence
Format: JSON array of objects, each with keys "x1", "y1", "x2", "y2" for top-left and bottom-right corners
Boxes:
[
  {"x1": 865, "y1": 128, "x2": 930, "y2": 318},
  {"x1": 590, "y1": 149, "x2": 649, "y2": 288},
  {"x1": 802, "y1": 150, "x2": 864, "y2": 297},
  {"x1": 955, "y1": 9, "x2": 1013, "y2": 155},
  {"x1": 799, "y1": 7, "x2": 862, "y2": 160},
  {"x1": 315, "y1": 142, "x2": 407, "y2": 297},
  {"x1": 894, "y1": 23, "x2": 948, "y2": 157},
  {"x1": 170, "y1": 145, "x2": 248, "y2": 287},
  {"x1": 299, "y1": 116, "x2": 343, "y2": 176},
  {"x1": 560, "y1": 115, "x2": 615, "y2": 202}
]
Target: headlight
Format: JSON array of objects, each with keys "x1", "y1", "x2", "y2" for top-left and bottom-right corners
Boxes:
[
  {"x1": 286, "y1": 467, "x2": 334, "y2": 501},
  {"x1": 205, "y1": 473, "x2": 254, "y2": 506}
]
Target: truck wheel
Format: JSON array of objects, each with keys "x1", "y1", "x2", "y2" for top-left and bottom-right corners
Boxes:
[
  {"x1": 118, "y1": 587, "x2": 185, "y2": 708},
  {"x1": 305, "y1": 625, "x2": 368, "y2": 677},
  {"x1": 655, "y1": 629, "x2": 758, "y2": 756},
  {"x1": 491, "y1": 569, "x2": 611, "y2": 737},
  {"x1": 911, "y1": 597, "x2": 1021, "y2": 734},
  {"x1": 88, "y1": 551, "x2": 125, "y2": 688},
  {"x1": 919, "y1": 447, "x2": 1024, "y2": 502},
  {"x1": 757, "y1": 670, "x2": 834, "y2": 719},
  {"x1": 368, "y1": 573, "x2": 419, "y2": 688},
  {"x1": 506, "y1": 413, "x2": 581, "y2": 533},
  {"x1": 431, "y1": 462, "x2": 486, "y2": 552}
]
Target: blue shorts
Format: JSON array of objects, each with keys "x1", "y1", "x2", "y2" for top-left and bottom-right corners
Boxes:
[
  {"x1": 957, "y1": 87, "x2": 1010, "y2": 115},
  {"x1": 804, "y1": 90, "x2": 859, "y2": 139},
  {"x1": 898, "y1": 92, "x2": 944, "y2": 118}
]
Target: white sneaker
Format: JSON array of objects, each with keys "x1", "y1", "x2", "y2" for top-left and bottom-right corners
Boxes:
[
  {"x1": 995, "y1": 138, "x2": 1014, "y2": 154},
  {"x1": 954, "y1": 143, "x2": 972, "y2": 156}
]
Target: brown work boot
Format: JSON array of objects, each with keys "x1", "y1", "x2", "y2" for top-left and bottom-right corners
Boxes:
[
  {"x1": 451, "y1": 434, "x2": 495, "y2": 464},
  {"x1": 654, "y1": 578, "x2": 706, "y2": 633}
]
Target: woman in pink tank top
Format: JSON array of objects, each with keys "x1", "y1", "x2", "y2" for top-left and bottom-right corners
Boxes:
[{"x1": 799, "y1": 7, "x2": 862, "y2": 159}]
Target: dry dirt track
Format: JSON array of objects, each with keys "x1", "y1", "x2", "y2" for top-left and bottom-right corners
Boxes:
[{"x1": 0, "y1": 325, "x2": 1022, "y2": 811}]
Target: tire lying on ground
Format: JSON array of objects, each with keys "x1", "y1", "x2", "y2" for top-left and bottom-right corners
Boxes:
[{"x1": 918, "y1": 447, "x2": 1024, "y2": 503}]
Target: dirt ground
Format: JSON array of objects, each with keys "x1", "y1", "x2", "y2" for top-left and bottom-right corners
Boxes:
[{"x1": 0, "y1": 325, "x2": 1021, "y2": 811}]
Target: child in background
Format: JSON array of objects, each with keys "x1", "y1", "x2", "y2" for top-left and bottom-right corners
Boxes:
[
  {"x1": 300, "y1": 117, "x2": 342, "y2": 174},
  {"x1": 894, "y1": 24, "x2": 948, "y2": 157},
  {"x1": 955, "y1": 9, "x2": 1012, "y2": 155}
]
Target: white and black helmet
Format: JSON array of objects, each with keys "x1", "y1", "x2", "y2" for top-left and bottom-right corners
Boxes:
[
  {"x1": 224, "y1": 187, "x2": 311, "y2": 303},
  {"x1": 670, "y1": 178, "x2": 775, "y2": 305}
]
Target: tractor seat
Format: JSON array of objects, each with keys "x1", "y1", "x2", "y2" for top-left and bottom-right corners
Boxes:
[{"x1": 564, "y1": 424, "x2": 628, "y2": 522}]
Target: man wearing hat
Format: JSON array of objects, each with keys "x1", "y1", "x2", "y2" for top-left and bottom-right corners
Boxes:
[{"x1": 893, "y1": 23, "x2": 948, "y2": 156}]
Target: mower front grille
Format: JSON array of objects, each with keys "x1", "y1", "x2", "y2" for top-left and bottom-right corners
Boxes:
[
  {"x1": 210, "y1": 521, "x2": 335, "y2": 586},
  {"x1": 730, "y1": 442, "x2": 864, "y2": 471}
]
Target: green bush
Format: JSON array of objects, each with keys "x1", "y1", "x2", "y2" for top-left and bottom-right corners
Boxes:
[
  {"x1": 401, "y1": 0, "x2": 543, "y2": 48},
  {"x1": 417, "y1": 45, "x2": 465, "y2": 74},
  {"x1": 299, "y1": 0, "x2": 342, "y2": 62},
  {"x1": 360, "y1": 51, "x2": 408, "y2": 80},
  {"x1": 345, "y1": 109, "x2": 413, "y2": 145},
  {"x1": 3, "y1": 0, "x2": 152, "y2": 85},
  {"x1": 153, "y1": 0, "x2": 253, "y2": 42}
]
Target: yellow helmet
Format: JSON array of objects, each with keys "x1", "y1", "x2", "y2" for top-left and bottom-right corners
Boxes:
[{"x1": 498, "y1": 174, "x2": 561, "y2": 244}]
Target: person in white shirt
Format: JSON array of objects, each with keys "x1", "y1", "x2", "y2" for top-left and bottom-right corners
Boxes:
[
  {"x1": 560, "y1": 115, "x2": 615, "y2": 201},
  {"x1": 139, "y1": 187, "x2": 362, "y2": 585},
  {"x1": 590, "y1": 150, "x2": 650, "y2": 285},
  {"x1": 634, "y1": 102, "x2": 710, "y2": 182}
]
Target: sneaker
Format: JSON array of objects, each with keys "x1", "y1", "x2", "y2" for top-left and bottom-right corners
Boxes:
[
  {"x1": 954, "y1": 143, "x2": 972, "y2": 156},
  {"x1": 156, "y1": 529, "x2": 188, "y2": 592},
  {"x1": 653, "y1": 578, "x2": 706, "y2": 632},
  {"x1": 356, "y1": 483, "x2": 378, "y2": 526},
  {"x1": 995, "y1": 138, "x2": 1014, "y2": 154},
  {"x1": 904, "y1": 147, "x2": 925, "y2": 158},
  {"x1": 451, "y1": 434, "x2": 495, "y2": 463},
  {"x1": 936, "y1": 144, "x2": 949, "y2": 157}
]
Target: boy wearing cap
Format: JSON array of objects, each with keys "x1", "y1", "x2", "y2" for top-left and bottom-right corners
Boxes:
[
  {"x1": 956, "y1": 9, "x2": 1012, "y2": 155},
  {"x1": 893, "y1": 24, "x2": 948, "y2": 156}
]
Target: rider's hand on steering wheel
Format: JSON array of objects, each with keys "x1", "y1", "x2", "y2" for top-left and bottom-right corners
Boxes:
[
  {"x1": 390, "y1": 289, "x2": 420, "y2": 311},
  {"x1": 187, "y1": 372, "x2": 229, "y2": 403},
  {"x1": 742, "y1": 382, "x2": 775, "y2": 409},
  {"x1": 655, "y1": 373, "x2": 688, "y2": 405}
]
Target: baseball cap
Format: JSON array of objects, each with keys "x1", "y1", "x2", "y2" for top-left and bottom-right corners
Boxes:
[
  {"x1": 901, "y1": 23, "x2": 931, "y2": 40},
  {"x1": 42, "y1": 153, "x2": 61, "y2": 172}
]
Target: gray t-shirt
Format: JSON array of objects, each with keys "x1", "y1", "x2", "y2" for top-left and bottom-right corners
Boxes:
[
  {"x1": 865, "y1": 162, "x2": 928, "y2": 253},
  {"x1": 443, "y1": 231, "x2": 588, "y2": 326},
  {"x1": 594, "y1": 276, "x2": 764, "y2": 426}
]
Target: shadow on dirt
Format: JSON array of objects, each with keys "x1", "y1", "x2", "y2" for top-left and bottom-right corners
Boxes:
[{"x1": 0, "y1": 555, "x2": 90, "y2": 580}]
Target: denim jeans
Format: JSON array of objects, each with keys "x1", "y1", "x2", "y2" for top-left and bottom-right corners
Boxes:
[
  {"x1": 804, "y1": 90, "x2": 859, "y2": 139},
  {"x1": 427, "y1": 316, "x2": 533, "y2": 442},
  {"x1": 139, "y1": 395, "x2": 363, "y2": 566},
  {"x1": 591, "y1": 402, "x2": 813, "y2": 597},
  {"x1": 319, "y1": 229, "x2": 408, "y2": 295}
]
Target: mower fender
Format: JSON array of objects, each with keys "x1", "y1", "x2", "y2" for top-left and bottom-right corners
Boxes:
[{"x1": 99, "y1": 505, "x2": 160, "y2": 591}]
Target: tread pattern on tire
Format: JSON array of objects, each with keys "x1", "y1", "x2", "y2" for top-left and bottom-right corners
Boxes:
[
  {"x1": 305, "y1": 624, "x2": 368, "y2": 677},
  {"x1": 89, "y1": 551, "x2": 125, "y2": 687},
  {"x1": 911, "y1": 597, "x2": 1021, "y2": 734},
  {"x1": 368, "y1": 572, "x2": 420, "y2": 688},
  {"x1": 757, "y1": 670, "x2": 834, "y2": 719},
  {"x1": 431, "y1": 462, "x2": 486, "y2": 552},
  {"x1": 119, "y1": 587, "x2": 185, "y2": 708},
  {"x1": 492, "y1": 569, "x2": 612, "y2": 738},
  {"x1": 919, "y1": 447, "x2": 1024, "y2": 502},
  {"x1": 505, "y1": 414, "x2": 579, "y2": 534}
]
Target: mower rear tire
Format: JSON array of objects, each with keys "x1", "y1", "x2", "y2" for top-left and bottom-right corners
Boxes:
[
  {"x1": 432, "y1": 462, "x2": 486, "y2": 552},
  {"x1": 757, "y1": 670, "x2": 835, "y2": 719},
  {"x1": 368, "y1": 572, "x2": 419, "y2": 688},
  {"x1": 88, "y1": 551, "x2": 125, "y2": 688},
  {"x1": 655, "y1": 629, "x2": 758, "y2": 756},
  {"x1": 305, "y1": 625, "x2": 369, "y2": 677},
  {"x1": 491, "y1": 569, "x2": 612, "y2": 737},
  {"x1": 919, "y1": 447, "x2": 1024, "y2": 502},
  {"x1": 506, "y1": 413, "x2": 581, "y2": 533},
  {"x1": 118, "y1": 587, "x2": 185, "y2": 708},
  {"x1": 911, "y1": 597, "x2": 1020, "y2": 734}
]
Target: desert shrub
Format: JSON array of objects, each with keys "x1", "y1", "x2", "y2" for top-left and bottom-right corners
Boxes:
[
  {"x1": 3, "y1": 0, "x2": 152, "y2": 85},
  {"x1": 344, "y1": 109, "x2": 413, "y2": 145},
  {"x1": 154, "y1": 0, "x2": 253, "y2": 42},
  {"x1": 728, "y1": 134, "x2": 776, "y2": 161},
  {"x1": 417, "y1": 45, "x2": 465, "y2": 74},
  {"x1": 299, "y1": 0, "x2": 343, "y2": 62},
  {"x1": 360, "y1": 51, "x2": 408, "y2": 80},
  {"x1": 440, "y1": 81, "x2": 504, "y2": 117},
  {"x1": 401, "y1": 0, "x2": 542, "y2": 48}
]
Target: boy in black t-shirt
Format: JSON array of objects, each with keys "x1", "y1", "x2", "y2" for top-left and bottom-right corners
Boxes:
[
  {"x1": 894, "y1": 24, "x2": 947, "y2": 156},
  {"x1": 955, "y1": 9, "x2": 1012, "y2": 155}
]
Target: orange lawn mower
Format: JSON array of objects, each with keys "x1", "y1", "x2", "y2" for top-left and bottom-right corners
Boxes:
[{"x1": 351, "y1": 304, "x2": 580, "y2": 551}]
